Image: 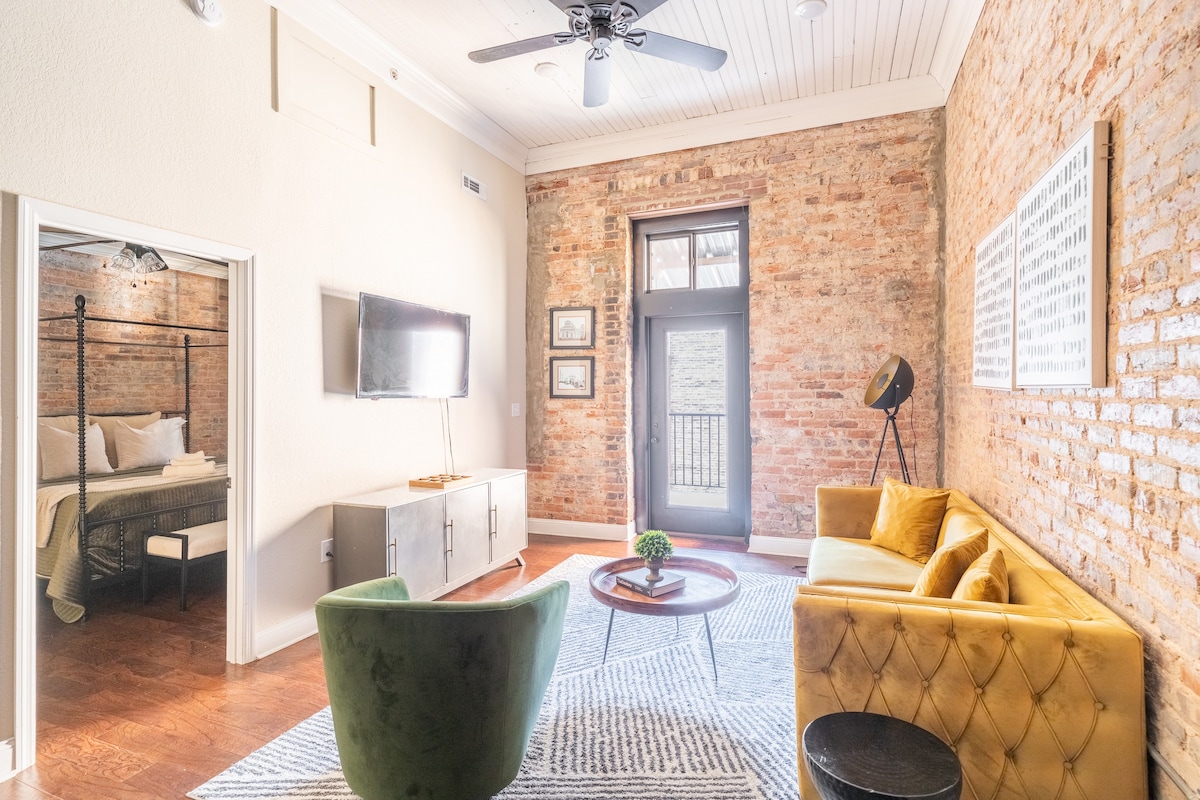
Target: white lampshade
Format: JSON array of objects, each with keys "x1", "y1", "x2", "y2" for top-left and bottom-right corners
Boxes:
[{"x1": 794, "y1": 0, "x2": 828, "y2": 20}]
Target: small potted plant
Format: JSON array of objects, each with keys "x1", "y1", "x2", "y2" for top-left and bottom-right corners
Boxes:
[{"x1": 633, "y1": 529, "x2": 674, "y2": 583}]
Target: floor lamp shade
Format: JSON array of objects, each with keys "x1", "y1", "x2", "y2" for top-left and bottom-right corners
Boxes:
[{"x1": 865, "y1": 355, "x2": 914, "y2": 410}]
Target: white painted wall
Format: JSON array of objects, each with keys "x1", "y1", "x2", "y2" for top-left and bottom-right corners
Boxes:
[{"x1": 0, "y1": 0, "x2": 527, "y2": 741}]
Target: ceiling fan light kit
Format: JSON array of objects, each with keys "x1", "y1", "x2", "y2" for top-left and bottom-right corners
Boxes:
[
  {"x1": 468, "y1": 1, "x2": 728, "y2": 108},
  {"x1": 794, "y1": 0, "x2": 828, "y2": 20}
]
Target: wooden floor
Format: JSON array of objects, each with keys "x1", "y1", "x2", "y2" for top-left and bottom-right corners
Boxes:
[{"x1": 6, "y1": 535, "x2": 805, "y2": 799}]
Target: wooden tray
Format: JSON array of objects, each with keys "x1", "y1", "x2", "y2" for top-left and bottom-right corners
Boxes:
[{"x1": 408, "y1": 474, "x2": 472, "y2": 489}]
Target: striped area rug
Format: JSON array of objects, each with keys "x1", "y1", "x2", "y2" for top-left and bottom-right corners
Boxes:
[{"x1": 189, "y1": 554, "x2": 804, "y2": 800}]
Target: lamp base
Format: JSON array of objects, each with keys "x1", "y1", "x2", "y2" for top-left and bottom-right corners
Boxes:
[{"x1": 870, "y1": 406, "x2": 911, "y2": 485}]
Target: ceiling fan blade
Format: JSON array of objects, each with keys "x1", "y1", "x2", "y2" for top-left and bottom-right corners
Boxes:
[
  {"x1": 623, "y1": 29, "x2": 727, "y2": 71},
  {"x1": 583, "y1": 51, "x2": 613, "y2": 107},
  {"x1": 469, "y1": 33, "x2": 575, "y2": 63}
]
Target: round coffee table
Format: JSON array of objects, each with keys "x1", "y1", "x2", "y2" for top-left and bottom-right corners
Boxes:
[
  {"x1": 588, "y1": 556, "x2": 740, "y2": 680},
  {"x1": 802, "y1": 712, "x2": 962, "y2": 800}
]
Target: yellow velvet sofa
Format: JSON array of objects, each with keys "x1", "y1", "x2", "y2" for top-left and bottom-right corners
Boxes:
[{"x1": 793, "y1": 485, "x2": 1148, "y2": 800}]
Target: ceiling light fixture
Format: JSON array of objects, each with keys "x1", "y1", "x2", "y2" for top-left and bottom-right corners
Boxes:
[
  {"x1": 533, "y1": 62, "x2": 561, "y2": 78},
  {"x1": 794, "y1": 0, "x2": 828, "y2": 20},
  {"x1": 110, "y1": 244, "x2": 169, "y2": 274}
]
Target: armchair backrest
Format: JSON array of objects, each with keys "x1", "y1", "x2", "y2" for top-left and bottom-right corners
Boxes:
[{"x1": 316, "y1": 577, "x2": 570, "y2": 800}]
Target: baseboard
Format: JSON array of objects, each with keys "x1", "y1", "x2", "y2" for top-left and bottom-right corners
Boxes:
[
  {"x1": 254, "y1": 609, "x2": 317, "y2": 660},
  {"x1": 0, "y1": 738, "x2": 13, "y2": 781},
  {"x1": 748, "y1": 535, "x2": 811, "y2": 560},
  {"x1": 527, "y1": 517, "x2": 636, "y2": 541}
]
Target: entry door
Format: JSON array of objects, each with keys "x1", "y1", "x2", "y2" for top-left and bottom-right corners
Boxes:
[
  {"x1": 633, "y1": 207, "x2": 750, "y2": 539},
  {"x1": 647, "y1": 313, "x2": 748, "y2": 537}
]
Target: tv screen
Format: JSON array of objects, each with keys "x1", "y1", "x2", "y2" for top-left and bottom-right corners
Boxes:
[{"x1": 357, "y1": 293, "x2": 470, "y2": 399}]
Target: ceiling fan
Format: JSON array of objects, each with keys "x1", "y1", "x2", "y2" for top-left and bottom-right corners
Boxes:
[{"x1": 468, "y1": 1, "x2": 728, "y2": 108}]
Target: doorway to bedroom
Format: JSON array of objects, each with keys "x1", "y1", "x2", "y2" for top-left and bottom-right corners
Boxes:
[{"x1": 14, "y1": 197, "x2": 256, "y2": 776}]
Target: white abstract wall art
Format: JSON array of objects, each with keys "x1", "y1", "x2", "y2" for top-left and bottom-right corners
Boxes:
[
  {"x1": 973, "y1": 213, "x2": 1016, "y2": 389},
  {"x1": 1014, "y1": 121, "x2": 1110, "y2": 389}
]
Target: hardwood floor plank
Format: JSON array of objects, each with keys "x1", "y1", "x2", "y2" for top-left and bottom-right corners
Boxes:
[{"x1": 25, "y1": 534, "x2": 805, "y2": 798}]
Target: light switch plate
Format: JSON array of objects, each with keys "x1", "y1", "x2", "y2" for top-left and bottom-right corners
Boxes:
[
  {"x1": 511, "y1": 403, "x2": 521, "y2": 417},
  {"x1": 320, "y1": 538, "x2": 333, "y2": 563}
]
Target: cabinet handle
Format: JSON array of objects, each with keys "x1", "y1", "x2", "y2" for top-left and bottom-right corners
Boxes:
[
  {"x1": 446, "y1": 520, "x2": 454, "y2": 555},
  {"x1": 388, "y1": 541, "x2": 397, "y2": 576},
  {"x1": 490, "y1": 506, "x2": 498, "y2": 537}
]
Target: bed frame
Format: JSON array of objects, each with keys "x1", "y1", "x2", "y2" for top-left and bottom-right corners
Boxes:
[{"x1": 38, "y1": 294, "x2": 229, "y2": 618}]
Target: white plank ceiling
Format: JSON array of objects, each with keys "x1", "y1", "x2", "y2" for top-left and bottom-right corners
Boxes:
[{"x1": 277, "y1": 0, "x2": 984, "y2": 173}]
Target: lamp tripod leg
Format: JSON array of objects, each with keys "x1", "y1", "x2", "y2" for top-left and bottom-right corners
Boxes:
[
  {"x1": 870, "y1": 414, "x2": 892, "y2": 485},
  {"x1": 891, "y1": 411, "x2": 911, "y2": 484}
]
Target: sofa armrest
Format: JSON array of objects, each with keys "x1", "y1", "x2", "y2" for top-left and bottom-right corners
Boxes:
[
  {"x1": 792, "y1": 586, "x2": 1147, "y2": 800},
  {"x1": 814, "y1": 485, "x2": 882, "y2": 539}
]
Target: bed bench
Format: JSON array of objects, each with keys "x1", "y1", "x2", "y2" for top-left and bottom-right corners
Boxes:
[{"x1": 142, "y1": 520, "x2": 228, "y2": 611}]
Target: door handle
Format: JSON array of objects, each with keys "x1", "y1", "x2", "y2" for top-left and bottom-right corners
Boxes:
[
  {"x1": 490, "y1": 506, "x2": 498, "y2": 537},
  {"x1": 388, "y1": 541, "x2": 397, "y2": 576},
  {"x1": 446, "y1": 520, "x2": 454, "y2": 555}
]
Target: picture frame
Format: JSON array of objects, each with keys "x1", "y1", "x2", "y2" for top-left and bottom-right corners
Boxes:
[
  {"x1": 549, "y1": 306, "x2": 595, "y2": 349},
  {"x1": 549, "y1": 356, "x2": 595, "y2": 399}
]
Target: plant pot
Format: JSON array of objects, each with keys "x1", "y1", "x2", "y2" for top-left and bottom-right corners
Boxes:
[{"x1": 644, "y1": 557, "x2": 665, "y2": 583}]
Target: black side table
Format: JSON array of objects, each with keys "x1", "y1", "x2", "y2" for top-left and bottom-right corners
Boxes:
[{"x1": 802, "y1": 712, "x2": 962, "y2": 800}]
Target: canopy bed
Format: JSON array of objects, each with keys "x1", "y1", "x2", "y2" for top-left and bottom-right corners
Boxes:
[{"x1": 37, "y1": 295, "x2": 229, "y2": 622}]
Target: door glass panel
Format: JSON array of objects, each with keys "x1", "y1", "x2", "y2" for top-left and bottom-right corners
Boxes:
[
  {"x1": 648, "y1": 236, "x2": 690, "y2": 290},
  {"x1": 695, "y1": 230, "x2": 739, "y2": 288},
  {"x1": 666, "y1": 328, "x2": 728, "y2": 511}
]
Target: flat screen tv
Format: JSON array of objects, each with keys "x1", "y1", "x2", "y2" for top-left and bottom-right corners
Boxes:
[{"x1": 356, "y1": 292, "x2": 470, "y2": 399}]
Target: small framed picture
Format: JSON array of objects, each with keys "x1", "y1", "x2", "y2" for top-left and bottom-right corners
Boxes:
[
  {"x1": 549, "y1": 357, "x2": 595, "y2": 399},
  {"x1": 549, "y1": 306, "x2": 595, "y2": 349}
]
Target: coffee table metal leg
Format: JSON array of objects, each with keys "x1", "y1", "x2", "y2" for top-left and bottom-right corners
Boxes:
[
  {"x1": 602, "y1": 607, "x2": 615, "y2": 664},
  {"x1": 703, "y1": 612, "x2": 718, "y2": 682}
]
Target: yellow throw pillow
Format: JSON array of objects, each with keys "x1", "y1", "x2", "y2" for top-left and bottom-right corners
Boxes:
[
  {"x1": 911, "y1": 530, "x2": 988, "y2": 597},
  {"x1": 952, "y1": 549, "x2": 1010, "y2": 603},
  {"x1": 868, "y1": 478, "x2": 951, "y2": 564}
]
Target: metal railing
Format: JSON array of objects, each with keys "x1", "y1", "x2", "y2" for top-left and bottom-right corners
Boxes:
[{"x1": 669, "y1": 413, "x2": 726, "y2": 489}]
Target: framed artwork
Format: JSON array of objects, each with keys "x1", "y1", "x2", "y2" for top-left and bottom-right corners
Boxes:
[
  {"x1": 549, "y1": 356, "x2": 594, "y2": 399},
  {"x1": 1014, "y1": 120, "x2": 1109, "y2": 388},
  {"x1": 972, "y1": 213, "x2": 1016, "y2": 389},
  {"x1": 549, "y1": 306, "x2": 595, "y2": 349}
]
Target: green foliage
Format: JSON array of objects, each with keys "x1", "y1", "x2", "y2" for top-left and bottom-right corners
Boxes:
[{"x1": 633, "y1": 529, "x2": 674, "y2": 561}]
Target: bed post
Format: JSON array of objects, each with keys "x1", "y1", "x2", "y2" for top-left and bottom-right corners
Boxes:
[
  {"x1": 75, "y1": 294, "x2": 90, "y2": 614},
  {"x1": 184, "y1": 333, "x2": 192, "y2": 453}
]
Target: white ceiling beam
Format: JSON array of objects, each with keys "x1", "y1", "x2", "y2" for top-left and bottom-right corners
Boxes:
[{"x1": 928, "y1": 0, "x2": 985, "y2": 94}]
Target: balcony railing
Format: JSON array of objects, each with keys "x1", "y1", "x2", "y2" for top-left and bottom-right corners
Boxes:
[{"x1": 668, "y1": 413, "x2": 726, "y2": 489}]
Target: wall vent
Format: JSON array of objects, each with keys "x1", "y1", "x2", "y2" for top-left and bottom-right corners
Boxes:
[{"x1": 461, "y1": 172, "x2": 487, "y2": 200}]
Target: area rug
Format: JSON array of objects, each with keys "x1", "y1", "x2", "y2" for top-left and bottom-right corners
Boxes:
[{"x1": 189, "y1": 554, "x2": 804, "y2": 800}]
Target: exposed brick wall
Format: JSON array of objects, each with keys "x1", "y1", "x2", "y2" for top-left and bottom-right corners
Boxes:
[
  {"x1": 38, "y1": 249, "x2": 229, "y2": 461},
  {"x1": 942, "y1": 0, "x2": 1200, "y2": 795},
  {"x1": 526, "y1": 109, "x2": 944, "y2": 534}
]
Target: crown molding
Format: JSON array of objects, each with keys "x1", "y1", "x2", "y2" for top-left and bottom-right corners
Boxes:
[
  {"x1": 929, "y1": 0, "x2": 986, "y2": 95},
  {"x1": 272, "y1": 0, "x2": 529, "y2": 173},
  {"x1": 525, "y1": 75, "x2": 948, "y2": 175}
]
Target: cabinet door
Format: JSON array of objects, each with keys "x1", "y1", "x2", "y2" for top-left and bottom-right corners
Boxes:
[
  {"x1": 445, "y1": 483, "x2": 491, "y2": 583},
  {"x1": 490, "y1": 473, "x2": 527, "y2": 564},
  {"x1": 388, "y1": 497, "x2": 446, "y2": 600}
]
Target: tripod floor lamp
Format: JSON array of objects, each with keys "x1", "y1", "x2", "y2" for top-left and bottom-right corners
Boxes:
[{"x1": 865, "y1": 355, "x2": 914, "y2": 485}]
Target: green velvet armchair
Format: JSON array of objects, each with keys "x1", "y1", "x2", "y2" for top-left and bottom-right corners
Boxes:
[{"x1": 315, "y1": 576, "x2": 570, "y2": 800}]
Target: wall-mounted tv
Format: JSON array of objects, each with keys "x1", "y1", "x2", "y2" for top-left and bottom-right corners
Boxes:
[{"x1": 357, "y1": 292, "x2": 470, "y2": 399}]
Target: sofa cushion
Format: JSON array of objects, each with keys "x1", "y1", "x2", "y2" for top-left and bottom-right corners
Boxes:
[
  {"x1": 868, "y1": 478, "x2": 950, "y2": 564},
  {"x1": 953, "y1": 548, "x2": 1009, "y2": 603},
  {"x1": 808, "y1": 536, "x2": 926, "y2": 591},
  {"x1": 936, "y1": 506, "x2": 989, "y2": 548},
  {"x1": 911, "y1": 529, "x2": 988, "y2": 598}
]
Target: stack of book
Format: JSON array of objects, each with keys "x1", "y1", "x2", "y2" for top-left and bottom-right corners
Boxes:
[{"x1": 615, "y1": 567, "x2": 686, "y2": 598}]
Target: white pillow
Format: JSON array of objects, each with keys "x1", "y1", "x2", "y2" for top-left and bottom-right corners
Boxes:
[
  {"x1": 39, "y1": 422, "x2": 114, "y2": 480},
  {"x1": 114, "y1": 417, "x2": 186, "y2": 469},
  {"x1": 90, "y1": 411, "x2": 161, "y2": 469}
]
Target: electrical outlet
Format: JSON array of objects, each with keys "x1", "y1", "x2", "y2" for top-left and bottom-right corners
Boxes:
[
  {"x1": 320, "y1": 538, "x2": 334, "y2": 563},
  {"x1": 511, "y1": 402, "x2": 521, "y2": 417}
]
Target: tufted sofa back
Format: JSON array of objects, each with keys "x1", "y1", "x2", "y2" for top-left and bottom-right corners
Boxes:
[{"x1": 794, "y1": 488, "x2": 1148, "y2": 800}]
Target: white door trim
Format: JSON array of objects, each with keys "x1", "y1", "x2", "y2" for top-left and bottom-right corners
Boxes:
[{"x1": 13, "y1": 197, "x2": 257, "y2": 774}]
